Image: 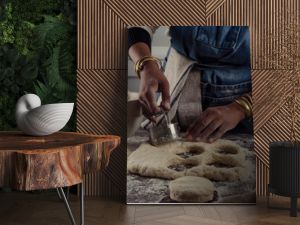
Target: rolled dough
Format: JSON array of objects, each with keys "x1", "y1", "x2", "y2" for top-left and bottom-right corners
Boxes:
[
  {"x1": 127, "y1": 143, "x2": 185, "y2": 179},
  {"x1": 127, "y1": 139, "x2": 251, "y2": 182}
]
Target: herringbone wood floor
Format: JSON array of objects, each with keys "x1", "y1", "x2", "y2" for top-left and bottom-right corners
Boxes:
[{"x1": 0, "y1": 192, "x2": 299, "y2": 225}]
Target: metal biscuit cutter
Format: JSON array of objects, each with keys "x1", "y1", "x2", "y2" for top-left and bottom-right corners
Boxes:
[{"x1": 149, "y1": 111, "x2": 180, "y2": 145}]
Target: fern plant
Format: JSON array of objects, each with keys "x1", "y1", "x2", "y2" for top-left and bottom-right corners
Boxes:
[
  {"x1": 0, "y1": 44, "x2": 37, "y2": 129},
  {"x1": 0, "y1": 1, "x2": 77, "y2": 132},
  {"x1": 33, "y1": 15, "x2": 76, "y2": 131}
]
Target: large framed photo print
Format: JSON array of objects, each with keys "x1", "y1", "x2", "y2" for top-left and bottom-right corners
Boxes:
[{"x1": 127, "y1": 26, "x2": 255, "y2": 204}]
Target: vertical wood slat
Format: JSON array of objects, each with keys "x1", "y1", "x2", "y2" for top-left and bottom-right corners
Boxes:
[
  {"x1": 78, "y1": 0, "x2": 127, "y2": 70},
  {"x1": 78, "y1": 0, "x2": 300, "y2": 199},
  {"x1": 256, "y1": 159, "x2": 270, "y2": 196}
]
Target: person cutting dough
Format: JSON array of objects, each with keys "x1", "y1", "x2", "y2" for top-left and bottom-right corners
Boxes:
[{"x1": 128, "y1": 26, "x2": 252, "y2": 143}]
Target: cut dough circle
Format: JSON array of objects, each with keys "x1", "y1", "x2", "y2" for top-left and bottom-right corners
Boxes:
[
  {"x1": 127, "y1": 143, "x2": 185, "y2": 179},
  {"x1": 169, "y1": 176, "x2": 215, "y2": 203}
]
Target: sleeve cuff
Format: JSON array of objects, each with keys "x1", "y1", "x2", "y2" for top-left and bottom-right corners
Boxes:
[{"x1": 128, "y1": 27, "x2": 151, "y2": 50}]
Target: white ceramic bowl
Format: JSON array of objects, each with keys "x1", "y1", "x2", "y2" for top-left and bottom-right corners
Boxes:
[{"x1": 16, "y1": 94, "x2": 74, "y2": 136}]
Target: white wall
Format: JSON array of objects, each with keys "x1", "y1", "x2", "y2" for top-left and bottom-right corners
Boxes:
[{"x1": 128, "y1": 26, "x2": 171, "y2": 92}]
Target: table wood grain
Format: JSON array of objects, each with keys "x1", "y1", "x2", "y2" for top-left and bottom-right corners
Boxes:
[{"x1": 0, "y1": 132, "x2": 120, "y2": 191}]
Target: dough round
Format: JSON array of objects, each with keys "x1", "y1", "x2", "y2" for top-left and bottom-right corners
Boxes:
[
  {"x1": 169, "y1": 176, "x2": 215, "y2": 203},
  {"x1": 127, "y1": 143, "x2": 185, "y2": 179}
]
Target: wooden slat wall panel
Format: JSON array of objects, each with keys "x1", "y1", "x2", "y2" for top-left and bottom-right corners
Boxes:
[
  {"x1": 206, "y1": 0, "x2": 226, "y2": 17},
  {"x1": 78, "y1": 0, "x2": 127, "y2": 69},
  {"x1": 206, "y1": 0, "x2": 300, "y2": 196},
  {"x1": 78, "y1": 0, "x2": 300, "y2": 199},
  {"x1": 206, "y1": 0, "x2": 300, "y2": 70},
  {"x1": 104, "y1": 0, "x2": 206, "y2": 25},
  {"x1": 256, "y1": 159, "x2": 269, "y2": 196},
  {"x1": 252, "y1": 70, "x2": 295, "y2": 167},
  {"x1": 252, "y1": 70, "x2": 292, "y2": 131},
  {"x1": 77, "y1": 69, "x2": 127, "y2": 200}
]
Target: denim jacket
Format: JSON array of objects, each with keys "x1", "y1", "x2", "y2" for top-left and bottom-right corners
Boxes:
[{"x1": 169, "y1": 26, "x2": 252, "y2": 133}]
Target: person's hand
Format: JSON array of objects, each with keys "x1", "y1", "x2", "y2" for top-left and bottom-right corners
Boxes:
[
  {"x1": 138, "y1": 61, "x2": 170, "y2": 122},
  {"x1": 186, "y1": 102, "x2": 246, "y2": 143}
]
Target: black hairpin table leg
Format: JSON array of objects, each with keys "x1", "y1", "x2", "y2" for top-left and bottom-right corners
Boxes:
[{"x1": 57, "y1": 183, "x2": 84, "y2": 225}]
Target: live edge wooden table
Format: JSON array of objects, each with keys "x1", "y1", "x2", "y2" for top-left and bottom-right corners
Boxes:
[{"x1": 0, "y1": 131, "x2": 120, "y2": 225}]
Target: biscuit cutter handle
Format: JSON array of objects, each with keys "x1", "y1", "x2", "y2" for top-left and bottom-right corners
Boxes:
[{"x1": 164, "y1": 112, "x2": 170, "y2": 125}]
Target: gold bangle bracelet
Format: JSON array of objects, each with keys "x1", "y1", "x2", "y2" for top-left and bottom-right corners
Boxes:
[
  {"x1": 239, "y1": 96, "x2": 252, "y2": 108},
  {"x1": 134, "y1": 56, "x2": 162, "y2": 79},
  {"x1": 234, "y1": 99, "x2": 251, "y2": 118},
  {"x1": 242, "y1": 96, "x2": 253, "y2": 113},
  {"x1": 242, "y1": 93, "x2": 253, "y2": 105},
  {"x1": 237, "y1": 93, "x2": 253, "y2": 112},
  {"x1": 234, "y1": 98, "x2": 252, "y2": 118}
]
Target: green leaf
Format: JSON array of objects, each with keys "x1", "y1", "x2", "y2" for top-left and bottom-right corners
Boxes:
[
  {"x1": 16, "y1": 76, "x2": 25, "y2": 85},
  {"x1": 0, "y1": 69, "x2": 4, "y2": 81},
  {"x1": 3, "y1": 78, "x2": 12, "y2": 86},
  {"x1": 34, "y1": 80, "x2": 50, "y2": 97},
  {"x1": 21, "y1": 65, "x2": 38, "y2": 79},
  {"x1": 33, "y1": 16, "x2": 76, "y2": 103},
  {"x1": 33, "y1": 15, "x2": 69, "y2": 56},
  {"x1": 3, "y1": 67, "x2": 14, "y2": 77},
  {"x1": 10, "y1": 84, "x2": 19, "y2": 94}
]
